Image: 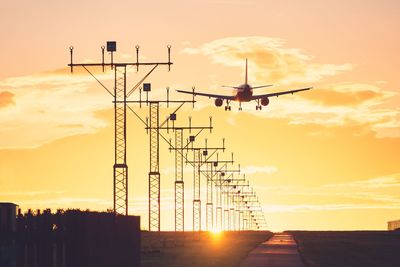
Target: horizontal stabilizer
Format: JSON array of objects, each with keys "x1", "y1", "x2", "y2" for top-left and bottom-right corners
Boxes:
[
  {"x1": 252, "y1": 84, "x2": 273, "y2": 89},
  {"x1": 221, "y1": 85, "x2": 241, "y2": 89}
]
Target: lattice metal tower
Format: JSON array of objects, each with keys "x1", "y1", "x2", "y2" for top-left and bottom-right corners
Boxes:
[
  {"x1": 114, "y1": 65, "x2": 128, "y2": 215},
  {"x1": 193, "y1": 149, "x2": 202, "y2": 232},
  {"x1": 216, "y1": 182, "x2": 223, "y2": 231},
  {"x1": 149, "y1": 102, "x2": 161, "y2": 231},
  {"x1": 167, "y1": 118, "x2": 213, "y2": 232},
  {"x1": 68, "y1": 42, "x2": 172, "y2": 216},
  {"x1": 203, "y1": 154, "x2": 234, "y2": 231},
  {"x1": 206, "y1": 163, "x2": 213, "y2": 231},
  {"x1": 174, "y1": 128, "x2": 184, "y2": 232},
  {"x1": 185, "y1": 139, "x2": 225, "y2": 232}
]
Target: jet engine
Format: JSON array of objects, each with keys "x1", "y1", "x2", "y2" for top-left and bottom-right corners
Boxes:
[
  {"x1": 261, "y1": 97, "x2": 269, "y2": 106},
  {"x1": 215, "y1": 98, "x2": 223, "y2": 107}
]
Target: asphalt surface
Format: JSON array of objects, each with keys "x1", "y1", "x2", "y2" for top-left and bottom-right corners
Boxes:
[{"x1": 239, "y1": 233, "x2": 306, "y2": 267}]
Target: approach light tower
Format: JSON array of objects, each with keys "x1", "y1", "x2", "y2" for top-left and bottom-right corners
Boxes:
[
  {"x1": 166, "y1": 117, "x2": 214, "y2": 232},
  {"x1": 68, "y1": 41, "x2": 172, "y2": 216}
]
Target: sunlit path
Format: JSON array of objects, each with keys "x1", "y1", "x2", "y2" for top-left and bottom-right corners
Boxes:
[{"x1": 239, "y1": 233, "x2": 306, "y2": 267}]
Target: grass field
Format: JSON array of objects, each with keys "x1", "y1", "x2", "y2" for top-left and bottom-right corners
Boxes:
[
  {"x1": 141, "y1": 231, "x2": 272, "y2": 267},
  {"x1": 290, "y1": 231, "x2": 400, "y2": 267}
]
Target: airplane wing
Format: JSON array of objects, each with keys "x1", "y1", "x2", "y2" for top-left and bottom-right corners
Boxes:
[
  {"x1": 250, "y1": 87, "x2": 312, "y2": 100},
  {"x1": 176, "y1": 90, "x2": 236, "y2": 100}
]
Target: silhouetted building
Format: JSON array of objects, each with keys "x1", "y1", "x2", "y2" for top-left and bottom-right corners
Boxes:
[
  {"x1": 388, "y1": 219, "x2": 400, "y2": 231},
  {"x1": 0, "y1": 202, "x2": 18, "y2": 267},
  {"x1": 1, "y1": 207, "x2": 140, "y2": 267}
]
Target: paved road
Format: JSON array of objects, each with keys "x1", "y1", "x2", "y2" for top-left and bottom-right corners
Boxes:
[{"x1": 239, "y1": 233, "x2": 307, "y2": 267}]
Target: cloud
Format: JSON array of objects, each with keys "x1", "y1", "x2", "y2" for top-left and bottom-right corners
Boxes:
[
  {"x1": 324, "y1": 174, "x2": 400, "y2": 189},
  {"x1": 263, "y1": 203, "x2": 400, "y2": 213},
  {"x1": 241, "y1": 165, "x2": 278, "y2": 175},
  {"x1": 181, "y1": 36, "x2": 352, "y2": 84},
  {"x1": 0, "y1": 69, "x2": 114, "y2": 149},
  {"x1": 161, "y1": 166, "x2": 193, "y2": 175},
  {"x1": 0, "y1": 91, "x2": 15, "y2": 108},
  {"x1": 182, "y1": 36, "x2": 400, "y2": 137},
  {"x1": 305, "y1": 83, "x2": 388, "y2": 107},
  {"x1": 259, "y1": 174, "x2": 400, "y2": 211},
  {"x1": 161, "y1": 164, "x2": 278, "y2": 176},
  {"x1": 244, "y1": 82, "x2": 399, "y2": 138},
  {"x1": 0, "y1": 190, "x2": 64, "y2": 197}
]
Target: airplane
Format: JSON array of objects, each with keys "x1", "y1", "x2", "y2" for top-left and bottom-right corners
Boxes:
[{"x1": 177, "y1": 59, "x2": 312, "y2": 111}]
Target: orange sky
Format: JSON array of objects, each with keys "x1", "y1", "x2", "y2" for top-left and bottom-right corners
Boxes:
[{"x1": 1, "y1": 0, "x2": 399, "y2": 231}]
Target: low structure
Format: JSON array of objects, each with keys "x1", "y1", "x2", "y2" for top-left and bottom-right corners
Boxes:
[
  {"x1": 1, "y1": 205, "x2": 141, "y2": 267},
  {"x1": 388, "y1": 219, "x2": 400, "y2": 231},
  {"x1": 0, "y1": 202, "x2": 18, "y2": 267}
]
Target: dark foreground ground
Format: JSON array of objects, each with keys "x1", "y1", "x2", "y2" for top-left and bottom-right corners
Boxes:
[
  {"x1": 141, "y1": 231, "x2": 273, "y2": 267},
  {"x1": 290, "y1": 231, "x2": 400, "y2": 267}
]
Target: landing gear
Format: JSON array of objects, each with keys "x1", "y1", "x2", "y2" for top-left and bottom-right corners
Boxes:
[
  {"x1": 256, "y1": 100, "x2": 262, "y2": 110},
  {"x1": 239, "y1": 102, "x2": 242, "y2": 111},
  {"x1": 225, "y1": 100, "x2": 231, "y2": 111}
]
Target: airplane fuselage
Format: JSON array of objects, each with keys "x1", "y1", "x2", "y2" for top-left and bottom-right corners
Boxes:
[{"x1": 235, "y1": 84, "x2": 253, "y2": 102}]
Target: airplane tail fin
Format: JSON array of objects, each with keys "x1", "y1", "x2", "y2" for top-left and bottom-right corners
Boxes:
[{"x1": 245, "y1": 58, "x2": 248, "y2": 85}]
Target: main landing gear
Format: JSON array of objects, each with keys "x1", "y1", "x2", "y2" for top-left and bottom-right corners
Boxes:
[
  {"x1": 225, "y1": 100, "x2": 231, "y2": 111},
  {"x1": 256, "y1": 99, "x2": 262, "y2": 110}
]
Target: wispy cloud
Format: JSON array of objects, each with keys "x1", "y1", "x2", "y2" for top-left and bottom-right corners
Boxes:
[
  {"x1": 182, "y1": 36, "x2": 352, "y2": 84},
  {"x1": 305, "y1": 83, "x2": 390, "y2": 107},
  {"x1": 324, "y1": 175, "x2": 400, "y2": 189},
  {"x1": 0, "y1": 68, "x2": 113, "y2": 149},
  {"x1": 263, "y1": 203, "x2": 400, "y2": 213},
  {"x1": 241, "y1": 165, "x2": 278, "y2": 175},
  {"x1": 161, "y1": 164, "x2": 277, "y2": 176},
  {"x1": 182, "y1": 36, "x2": 400, "y2": 137},
  {"x1": 259, "y1": 174, "x2": 400, "y2": 211},
  {"x1": 0, "y1": 190, "x2": 64, "y2": 197},
  {"x1": 253, "y1": 83, "x2": 399, "y2": 131},
  {"x1": 161, "y1": 166, "x2": 193, "y2": 175}
]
